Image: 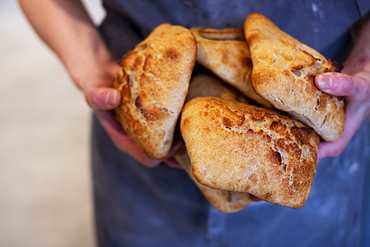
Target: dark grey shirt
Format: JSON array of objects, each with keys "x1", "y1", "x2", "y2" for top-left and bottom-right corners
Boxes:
[{"x1": 92, "y1": 1, "x2": 370, "y2": 246}]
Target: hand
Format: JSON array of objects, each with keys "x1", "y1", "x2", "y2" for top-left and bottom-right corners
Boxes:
[
  {"x1": 80, "y1": 62, "x2": 182, "y2": 168},
  {"x1": 315, "y1": 70, "x2": 370, "y2": 161},
  {"x1": 18, "y1": 0, "x2": 181, "y2": 168},
  {"x1": 81, "y1": 62, "x2": 160, "y2": 167}
]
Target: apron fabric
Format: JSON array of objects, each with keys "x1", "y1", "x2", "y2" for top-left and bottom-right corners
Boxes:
[{"x1": 92, "y1": 1, "x2": 370, "y2": 246}]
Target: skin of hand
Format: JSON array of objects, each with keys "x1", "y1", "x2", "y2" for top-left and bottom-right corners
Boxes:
[
  {"x1": 18, "y1": 0, "x2": 181, "y2": 168},
  {"x1": 72, "y1": 58, "x2": 183, "y2": 169},
  {"x1": 83, "y1": 65, "x2": 165, "y2": 168},
  {"x1": 315, "y1": 19, "x2": 370, "y2": 161}
]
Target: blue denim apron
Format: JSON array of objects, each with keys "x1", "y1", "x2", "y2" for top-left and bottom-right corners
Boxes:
[{"x1": 92, "y1": 1, "x2": 370, "y2": 246}]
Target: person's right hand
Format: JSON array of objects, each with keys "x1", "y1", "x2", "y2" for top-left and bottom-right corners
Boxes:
[
  {"x1": 79, "y1": 62, "x2": 165, "y2": 167},
  {"x1": 315, "y1": 71, "x2": 370, "y2": 161},
  {"x1": 18, "y1": 0, "x2": 182, "y2": 168},
  {"x1": 315, "y1": 19, "x2": 370, "y2": 161}
]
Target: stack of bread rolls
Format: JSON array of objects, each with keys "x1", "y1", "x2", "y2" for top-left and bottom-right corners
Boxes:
[{"x1": 113, "y1": 13, "x2": 345, "y2": 212}]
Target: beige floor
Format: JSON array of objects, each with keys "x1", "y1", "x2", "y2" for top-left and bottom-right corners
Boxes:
[{"x1": 0, "y1": 1, "x2": 105, "y2": 246}]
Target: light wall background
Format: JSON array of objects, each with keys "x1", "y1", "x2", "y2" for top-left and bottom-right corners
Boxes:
[{"x1": 0, "y1": 1, "x2": 105, "y2": 246}]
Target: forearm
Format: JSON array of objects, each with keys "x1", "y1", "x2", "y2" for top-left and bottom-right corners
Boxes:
[{"x1": 18, "y1": 0, "x2": 115, "y2": 89}]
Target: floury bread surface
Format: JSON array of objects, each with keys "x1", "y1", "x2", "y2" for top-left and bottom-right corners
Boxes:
[
  {"x1": 114, "y1": 23, "x2": 196, "y2": 159},
  {"x1": 190, "y1": 27, "x2": 272, "y2": 108},
  {"x1": 180, "y1": 97, "x2": 320, "y2": 208},
  {"x1": 244, "y1": 13, "x2": 345, "y2": 141},
  {"x1": 174, "y1": 72, "x2": 252, "y2": 213}
]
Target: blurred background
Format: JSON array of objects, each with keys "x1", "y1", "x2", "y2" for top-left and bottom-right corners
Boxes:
[{"x1": 0, "y1": 0, "x2": 105, "y2": 246}]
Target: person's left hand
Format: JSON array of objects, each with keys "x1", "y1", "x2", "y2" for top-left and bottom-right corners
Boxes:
[{"x1": 315, "y1": 70, "x2": 370, "y2": 161}]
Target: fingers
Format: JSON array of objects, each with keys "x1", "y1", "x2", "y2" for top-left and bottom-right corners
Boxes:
[
  {"x1": 249, "y1": 195, "x2": 262, "y2": 202},
  {"x1": 81, "y1": 63, "x2": 122, "y2": 110},
  {"x1": 162, "y1": 140, "x2": 184, "y2": 169},
  {"x1": 79, "y1": 63, "x2": 175, "y2": 168},
  {"x1": 81, "y1": 63, "x2": 185, "y2": 168},
  {"x1": 163, "y1": 157, "x2": 183, "y2": 169},
  {"x1": 317, "y1": 118, "x2": 357, "y2": 161},
  {"x1": 94, "y1": 110, "x2": 161, "y2": 167},
  {"x1": 315, "y1": 72, "x2": 370, "y2": 160},
  {"x1": 317, "y1": 102, "x2": 367, "y2": 161},
  {"x1": 96, "y1": 109, "x2": 183, "y2": 168},
  {"x1": 88, "y1": 87, "x2": 121, "y2": 110},
  {"x1": 315, "y1": 72, "x2": 370, "y2": 99}
]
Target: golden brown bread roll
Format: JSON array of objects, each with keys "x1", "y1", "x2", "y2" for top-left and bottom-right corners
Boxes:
[
  {"x1": 114, "y1": 23, "x2": 197, "y2": 159},
  {"x1": 174, "y1": 72, "x2": 252, "y2": 213},
  {"x1": 112, "y1": 18, "x2": 343, "y2": 210},
  {"x1": 190, "y1": 27, "x2": 273, "y2": 108},
  {"x1": 244, "y1": 13, "x2": 345, "y2": 141},
  {"x1": 181, "y1": 97, "x2": 320, "y2": 208}
]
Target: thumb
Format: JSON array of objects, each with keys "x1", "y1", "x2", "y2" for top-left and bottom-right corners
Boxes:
[
  {"x1": 86, "y1": 87, "x2": 121, "y2": 110},
  {"x1": 80, "y1": 63, "x2": 122, "y2": 111},
  {"x1": 315, "y1": 72, "x2": 365, "y2": 97}
]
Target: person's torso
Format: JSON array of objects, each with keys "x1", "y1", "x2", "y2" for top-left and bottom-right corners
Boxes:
[{"x1": 100, "y1": 0, "x2": 369, "y2": 60}]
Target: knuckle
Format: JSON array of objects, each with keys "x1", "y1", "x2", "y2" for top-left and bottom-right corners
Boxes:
[{"x1": 342, "y1": 78, "x2": 355, "y2": 94}]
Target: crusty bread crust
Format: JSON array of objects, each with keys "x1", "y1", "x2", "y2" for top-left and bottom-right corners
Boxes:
[
  {"x1": 181, "y1": 97, "x2": 319, "y2": 208},
  {"x1": 174, "y1": 143, "x2": 251, "y2": 213},
  {"x1": 113, "y1": 18, "x2": 344, "y2": 209},
  {"x1": 114, "y1": 24, "x2": 196, "y2": 159},
  {"x1": 173, "y1": 72, "x2": 252, "y2": 213},
  {"x1": 190, "y1": 27, "x2": 273, "y2": 108},
  {"x1": 244, "y1": 13, "x2": 345, "y2": 141}
]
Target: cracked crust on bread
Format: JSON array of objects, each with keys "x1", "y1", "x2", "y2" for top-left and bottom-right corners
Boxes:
[
  {"x1": 244, "y1": 13, "x2": 345, "y2": 141},
  {"x1": 180, "y1": 97, "x2": 319, "y2": 208},
  {"x1": 190, "y1": 27, "x2": 273, "y2": 108},
  {"x1": 174, "y1": 72, "x2": 252, "y2": 213},
  {"x1": 114, "y1": 23, "x2": 196, "y2": 159}
]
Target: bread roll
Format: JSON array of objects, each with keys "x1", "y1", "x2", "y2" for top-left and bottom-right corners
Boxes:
[
  {"x1": 174, "y1": 72, "x2": 253, "y2": 213},
  {"x1": 174, "y1": 143, "x2": 252, "y2": 213},
  {"x1": 181, "y1": 97, "x2": 320, "y2": 208},
  {"x1": 114, "y1": 23, "x2": 196, "y2": 159},
  {"x1": 244, "y1": 13, "x2": 345, "y2": 141},
  {"x1": 190, "y1": 27, "x2": 272, "y2": 108}
]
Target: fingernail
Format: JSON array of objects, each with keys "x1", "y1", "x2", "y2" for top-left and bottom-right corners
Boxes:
[
  {"x1": 106, "y1": 90, "x2": 119, "y2": 106},
  {"x1": 317, "y1": 74, "x2": 333, "y2": 90}
]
